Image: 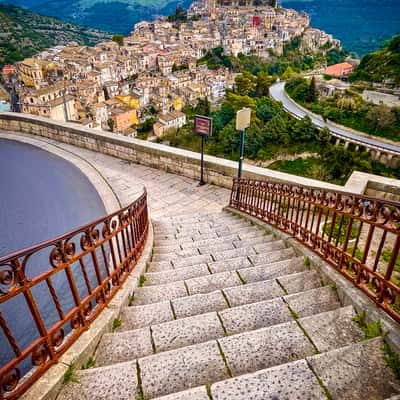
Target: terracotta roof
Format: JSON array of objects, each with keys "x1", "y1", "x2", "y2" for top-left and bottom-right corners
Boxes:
[{"x1": 325, "y1": 62, "x2": 354, "y2": 77}]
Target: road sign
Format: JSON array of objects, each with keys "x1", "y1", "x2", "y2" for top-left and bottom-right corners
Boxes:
[
  {"x1": 236, "y1": 108, "x2": 251, "y2": 131},
  {"x1": 194, "y1": 115, "x2": 213, "y2": 137}
]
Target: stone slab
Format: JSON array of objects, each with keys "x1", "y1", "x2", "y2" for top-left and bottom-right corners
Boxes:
[
  {"x1": 232, "y1": 235, "x2": 274, "y2": 248},
  {"x1": 172, "y1": 291, "x2": 229, "y2": 319},
  {"x1": 284, "y1": 286, "x2": 341, "y2": 318},
  {"x1": 252, "y1": 240, "x2": 286, "y2": 254},
  {"x1": 153, "y1": 386, "x2": 209, "y2": 400},
  {"x1": 249, "y1": 248, "x2": 295, "y2": 265},
  {"x1": 212, "y1": 247, "x2": 256, "y2": 261},
  {"x1": 218, "y1": 320, "x2": 316, "y2": 376},
  {"x1": 57, "y1": 361, "x2": 138, "y2": 400},
  {"x1": 147, "y1": 260, "x2": 174, "y2": 273},
  {"x1": 120, "y1": 301, "x2": 174, "y2": 331},
  {"x1": 218, "y1": 297, "x2": 293, "y2": 335},
  {"x1": 181, "y1": 235, "x2": 239, "y2": 249},
  {"x1": 277, "y1": 270, "x2": 322, "y2": 295},
  {"x1": 95, "y1": 327, "x2": 153, "y2": 366},
  {"x1": 211, "y1": 359, "x2": 327, "y2": 400},
  {"x1": 172, "y1": 254, "x2": 213, "y2": 269},
  {"x1": 208, "y1": 257, "x2": 252, "y2": 274},
  {"x1": 145, "y1": 264, "x2": 210, "y2": 285},
  {"x1": 308, "y1": 338, "x2": 400, "y2": 400},
  {"x1": 133, "y1": 281, "x2": 187, "y2": 305},
  {"x1": 197, "y1": 242, "x2": 235, "y2": 255},
  {"x1": 153, "y1": 245, "x2": 182, "y2": 255},
  {"x1": 300, "y1": 306, "x2": 364, "y2": 353},
  {"x1": 151, "y1": 312, "x2": 225, "y2": 352},
  {"x1": 186, "y1": 271, "x2": 242, "y2": 295},
  {"x1": 139, "y1": 341, "x2": 228, "y2": 398},
  {"x1": 151, "y1": 248, "x2": 200, "y2": 262},
  {"x1": 223, "y1": 279, "x2": 284, "y2": 308}
]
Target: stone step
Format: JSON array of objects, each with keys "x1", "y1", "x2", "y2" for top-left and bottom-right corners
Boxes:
[
  {"x1": 133, "y1": 281, "x2": 188, "y2": 305},
  {"x1": 120, "y1": 301, "x2": 174, "y2": 331},
  {"x1": 307, "y1": 337, "x2": 400, "y2": 400},
  {"x1": 180, "y1": 234, "x2": 241, "y2": 249},
  {"x1": 151, "y1": 248, "x2": 200, "y2": 262},
  {"x1": 145, "y1": 263, "x2": 210, "y2": 286},
  {"x1": 57, "y1": 360, "x2": 139, "y2": 400},
  {"x1": 248, "y1": 247, "x2": 296, "y2": 265},
  {"x1": 232, "y1": 234, "x2": 275, "y2": 248}
]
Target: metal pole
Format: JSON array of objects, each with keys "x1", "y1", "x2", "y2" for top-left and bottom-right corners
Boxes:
[
  {"x1": 199, "y1": 135, "x2": 206, "y2": 186},
  {"x1": 238, "y1": 129, "x2": 245, "y2": 178}
]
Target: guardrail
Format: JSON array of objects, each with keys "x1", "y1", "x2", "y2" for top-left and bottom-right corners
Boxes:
[
  {"x1": 0, "y1": 191, "x2": 148, "y2": 400},
  {"x1": 229, "y1": 178, "x2": 400, "y2": 323}
]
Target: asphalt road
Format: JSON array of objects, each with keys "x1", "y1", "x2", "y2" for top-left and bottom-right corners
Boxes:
[{"x1": 269, "y1": 82, "x2": 400, "y2": 155}]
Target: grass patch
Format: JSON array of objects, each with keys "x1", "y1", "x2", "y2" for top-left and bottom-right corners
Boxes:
[
  {"x1": 268, "y1": 157, "x2": 326, "y2": 181},
  {"x1": 322, "y1": 218, "x2": 358, "y2": 245},
  {"x1": 128, "y1": 294, "x2": 135, "y2": 306},
  {"x1": 304, "y1": 257, "x2": 311, "y2": 267},
  {"x1": 63, "y1": 363, "x2": 79, "y2": 384},
  {"x1": 139, "y1": 275, "x2": 146, "y2": 287},
  {"x1": 81, "y1": 356, "x2": 96, "y2": 370},
  {"x1": 352, "y1": 311, "x2": 382, "y2": 339},
  {"x1": 112, "y1": 317, "x2": 122, "y2": 331},
  {"x1": 384, "y1": 342, "x2": 400, "y2": 381}
]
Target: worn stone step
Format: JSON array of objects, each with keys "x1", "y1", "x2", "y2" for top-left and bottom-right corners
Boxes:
[
  {"x1": 145, "y1": 264, "x2": 210, "y2": 286},
  {"x1": 139, "y1": 340, "x2": 229, "y2": 399},
  {"x1": 284, "y1": 285, "x2": 341, "y2": 318},
  {"x1": 218, "y1": 319, "x2": 316, "y2": 377},
  {"x1": 153, "y1": 244, "x2": 182, "y2": 255},
  {"x1": 151, "y1": 248, "x2": 200, "y2": 262},
  {"x1": 153, "y1": 387, "x2": 209, "y2": 400},
  {"x1": 151, "y1": 312, "x2": 224, "y2": 353},
  {"x1": 249, "y1": 247, "x2": 296, "y2": 265},
  {"x1": 171, "y1": 290, "x2": 229, "y2": 319},
  {"x1": 172, "y1": 254, "x2": 213, "y2": 269},
  {"x1": 95, "y1": 327, "x2": 153, "y2": 366},
  {"x1": 219, "y1": 297, "x2": 293, "y2": 335},
  {"x1": 120, "y1": 301, "x2": 174, "y2": 331},
  {"x1": 238, "y1": 256, "x2": 306, "y2": 283},
  {"x1": 147, "y1": 260, "x2": 174, "y2": 273},
  {"x1": 210, "y1": 358, "x2": 328, "y2": 400},
  {"x1": 133, "y1": 281, "x2": 188, "y2": 305},
  {"x1": 232, "y1": 235, "x2": 274, "y2": 248},
  {"x1": 308, "y1": 337, "x2": 400, "y2": 400},
  {"x1": 197, "y1": 242, "x2": 235, "y2": 255},
  {"x1": 299, "y1": 306, "x2": 364, "y2": 353},
  {"x1": 211, "y1": 246, "x2": 257, "y2": 261},
  {"x1": 277, "y1": 269, "x2": 322, "y2": 295},
  {"x1": 57, "y1": 361, "x2": 139, "y2": 400},
  {"x1": 185, "y1": 270, "x2": 242, "y2": 295},
  {"x1": 252, "y1": 240, "x2": 286, "y2": 254},
  {"x1": 208, "y1": 256, "x2": 252, "y2": 274},
  {"x1": 181, "y1": 234, "x2": 240, "y2": 249}
]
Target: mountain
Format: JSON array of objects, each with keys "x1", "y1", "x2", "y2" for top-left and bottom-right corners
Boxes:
[
  {"x1": 0, "y1": 4, "x2": 110, "y2": 68},
  {"x1": 281, "y1": 0, "x2": 400, "y2": 56},
  {"x1": 1, "y1": 0, "x2": 194, "y2": 35},
  {"x1": 350, "y1": 34, "x2": 400, "y2": 85}
]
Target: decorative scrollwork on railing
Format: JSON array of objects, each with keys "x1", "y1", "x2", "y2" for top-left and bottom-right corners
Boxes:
[
  {"x1": 230, "y1": 178, "x2": 400, "y2": 323},
  {"x1": 0, "y1": 190, "x2": 148, "y2": 400}
]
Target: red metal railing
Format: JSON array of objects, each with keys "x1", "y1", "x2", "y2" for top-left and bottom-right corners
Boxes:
[
  {"x1": 229, "y1": 178, "x2": 400, "y2": 322},
  {"x1": 0, "y1": 191, "x2": 148, "y2": 400}
]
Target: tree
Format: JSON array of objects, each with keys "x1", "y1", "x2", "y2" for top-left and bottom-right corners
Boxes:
[
  {"x1": 107, "y1": 118, "x2": 114, "y2": 132},
  {"x1": 281, "y1": 66, "x2": 296, "y2": 81},
  {"x1": 305, "y1": 76, "x2": 317, "y2": 103},
  {"x1": 255, "y1": 71, "x2": 275, "y2": 97},
  {"x1": 195, "y1": 97, "x2": 210, "y2": 116},
  {"x1": 291, "y1": 116, "x2": 316, "y2": 141},
  {"x1": 235, "y1": 71, "x2": 255, "y2": 96},
  {"x1": 112, "y1": 34, "x2": 124, "y2": 47},
  {"x1": 366, "y1": 105, "x2": 396, "y2": 132}
]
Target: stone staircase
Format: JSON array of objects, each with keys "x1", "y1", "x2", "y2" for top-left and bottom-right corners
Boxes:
[{"x1": 58, "y1": 211, "x2": 400, "y2": 400}]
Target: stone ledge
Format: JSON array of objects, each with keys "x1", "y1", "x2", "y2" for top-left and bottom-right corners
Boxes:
[{"x1": 224, "y1": 206, "x2": 400, "y2": 355}]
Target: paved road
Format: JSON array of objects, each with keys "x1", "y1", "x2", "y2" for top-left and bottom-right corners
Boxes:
[{"x1": 269, "y1": 82, "x2": 400, "y2": 155}]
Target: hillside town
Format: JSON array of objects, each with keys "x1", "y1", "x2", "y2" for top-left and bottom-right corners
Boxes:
[{"x1": 1, "y1": 0, "x2": 340, "y2": 137}]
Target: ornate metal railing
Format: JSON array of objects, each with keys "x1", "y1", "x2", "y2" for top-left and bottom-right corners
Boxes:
[
  {"x1": 0, "y1": 191, "x2": 148, "y2": 400},
  {"x1": 229, "y1": 178, "x2": 400, "y2": 323}
]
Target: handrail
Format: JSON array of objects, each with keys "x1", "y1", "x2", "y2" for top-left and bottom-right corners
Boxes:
[
  {"x1": 229, "y1": 178, "x2": 400, "y2": 323},
  {"x1": 0, "y1": 191, "x2": 149, "y2": 399}
]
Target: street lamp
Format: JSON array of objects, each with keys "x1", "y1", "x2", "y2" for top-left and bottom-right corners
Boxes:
[{"x1": 235, "y1": 108, "x2": 251, "y2": 178}]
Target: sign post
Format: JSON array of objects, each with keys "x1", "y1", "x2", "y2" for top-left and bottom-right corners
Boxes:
[
  {"x1": 235, "y1": 108, "x2": 251, "y2": 178},
  {"x1": 194, "y1": 115, "x2": 213, "y2": 186}
]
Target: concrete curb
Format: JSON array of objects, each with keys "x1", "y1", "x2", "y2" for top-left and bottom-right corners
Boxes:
[{"x1": 224, "y1": 206, "x2": 400, "y2": 354}]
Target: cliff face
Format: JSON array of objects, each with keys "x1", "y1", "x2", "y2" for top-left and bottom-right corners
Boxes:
[{"x1": 0, "y1": 4, "x2": 110, "y2": 69}]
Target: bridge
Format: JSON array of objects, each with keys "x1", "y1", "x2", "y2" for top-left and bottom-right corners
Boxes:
[
  {"x1": 269, "y1": 82, "x2": 400, "y2": 166},
  {"x1": 0, "y1": 113, "x2": 400, "y2": 400}
]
